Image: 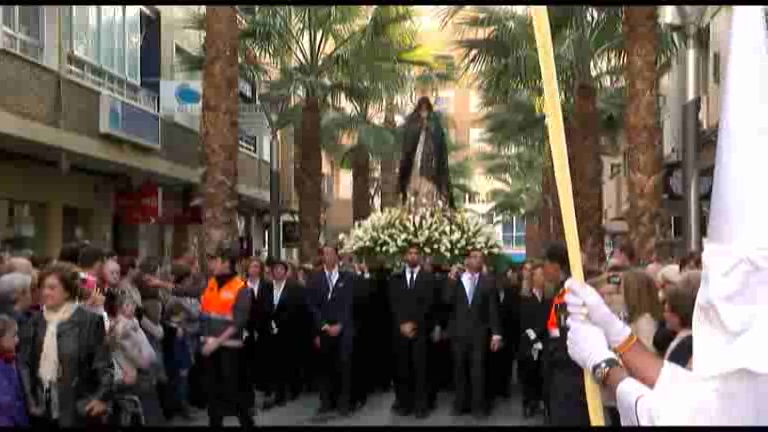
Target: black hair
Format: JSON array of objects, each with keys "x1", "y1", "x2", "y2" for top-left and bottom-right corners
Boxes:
[
  {"x1": 545, "y1": 242, "x2": 569, "y2": 272},
  {"x1": 414, "y1": 96, "x2": 434, "y2": 114},
  {"x1": 78, "y1": 246, "x2": 105, "y2": 269},
  {"x1": 138, "y1": 256, "x2": 162, "y2": 276},
  {"x1": 59, "y1": 241, "x2": 86, "y2": 265}
]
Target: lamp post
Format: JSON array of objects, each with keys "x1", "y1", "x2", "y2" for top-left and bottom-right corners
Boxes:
[
  {"x1": 659, "y1": 5, "x2": 708, "y2": 253},
  {"x1": 268, "y1": 111, "x2": 281, "y2": 259}
]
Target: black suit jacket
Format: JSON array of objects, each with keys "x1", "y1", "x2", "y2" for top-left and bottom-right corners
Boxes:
[
  {"x1": 518, "y1": 294, "x2": 552, "y2": 357},
  {"x1": 497, "y1": 284, "x2": 521, "y2": 348},
  {"x1": 247, "y1": 279, "x2": 274, "y2": 341},
  {"x1": 388, "y1": 268, "x2": 438, "y2": 336},
  {"x1": 306, "y1": 269, "x2": 356, "y2": 346},
  {"x1": 272, "y1": 280, "x2": 309, "y2": 340},
  {"x1": 444, "y1": 273, "x2": 502, "y2": 342}
]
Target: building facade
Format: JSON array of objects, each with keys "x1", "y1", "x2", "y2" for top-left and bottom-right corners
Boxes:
[{"x1": 0, "y1": 5, "x2": 285, "y2": 261}]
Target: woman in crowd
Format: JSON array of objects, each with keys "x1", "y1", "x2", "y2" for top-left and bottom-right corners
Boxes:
[
  {"x1": 621, "y1": 270, "x2": 663, "y2": 352},
  {"x1": 18, "y1": 262, "x2": 113, "y2": 427},
  {"x1": 662, "y1": 271, "x2": 700, "y2": 369},
  {"x1": 0, "y1": 314, "x2": 28, "y2": 426},
  {"x1": 518, "y1": 262, "x2": 551, "y2": 418},
  {"x1": 109, "y1": 294, "x2": 162, "y2": 425}
]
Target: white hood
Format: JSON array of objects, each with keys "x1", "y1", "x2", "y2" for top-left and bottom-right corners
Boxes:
[{"x1": 693, "y1": 6, "x2": 768, "y2": 377}]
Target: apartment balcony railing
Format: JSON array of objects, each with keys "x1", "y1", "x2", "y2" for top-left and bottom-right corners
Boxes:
[{"x1": 65, "y1": 52, "x2": 158, "y2": 113}]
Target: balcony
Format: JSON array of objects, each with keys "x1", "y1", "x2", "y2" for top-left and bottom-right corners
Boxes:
[{"x1": 65, "y1": 52, "x2": 158, "y2": 113}]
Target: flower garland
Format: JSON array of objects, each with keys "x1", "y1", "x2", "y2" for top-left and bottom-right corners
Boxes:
[{"x1": 339, "y1": 207, "x2": 501, "y2": 265}]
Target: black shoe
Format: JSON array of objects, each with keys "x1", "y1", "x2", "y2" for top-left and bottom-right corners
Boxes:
[
  {"x1": 338, "y1": 406, "x2": 352, "y2": 417},
  {"x1": 415, "y1": 409, "x2": 430, "y2": 419},
  {"x1": 523, "y1": 404, "x2": 536, "y2": 419},
  {"x1": 472, "y1": 411, "x2": 489, "y2": 420},
  {"x1": 317, "y1": 405, "x2": 334, "y2": 415},
  {"x1": 450, "y1": 407, "x2": 468, "y2": 417},
  {"x1": 391, "y1": 402, "x2": 412, "y2": 416}
]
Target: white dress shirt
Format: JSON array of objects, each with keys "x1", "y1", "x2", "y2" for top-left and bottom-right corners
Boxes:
[
  {"x1": 461, "y1": 272, "x2": 479, "y2": 304},
  {"x1": 406, "y1": 266, "x2": 420, "y2": 289},
  {"x1": 325, "y1": 266, "x2": 339, "y2": 299},
  {"x1": 248, "y1": 278, "x2": 261, "y2": 299},
  {"x1": 273, "y1": 279, "x2": 286, "y2": 307}
]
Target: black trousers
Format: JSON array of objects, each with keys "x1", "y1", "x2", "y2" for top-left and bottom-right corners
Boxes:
[
  {"x1": 318, "y1": 335, "x2": 352, "y2": 412},
  {"x1": 451, "y1": 337, "x2": 487, "y2": 413},
  {"x1": 518, "y1": 356, "x2": 544, "y2": 408},
  {"x1": 393, "y1": 333, "x2": 429, "y2": 412},
  {"x1": 546, "y1": 363, "x2": 590, "y2": 426},
  {"x1": 488, "y1": 343, "x2": 515, "y2": 399},
  {"x1": 204, "y1": 346, "x2": 254, "y2": 428},
  {"x1": 270, "y1": 335, "x2": 303, "y2": 400}
]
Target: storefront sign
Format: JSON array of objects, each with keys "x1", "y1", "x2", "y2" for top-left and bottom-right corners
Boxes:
[
  {"x1": 114, "y1": 182, "x2": 161, "y2": 224},
  {"x1": 99, "y1": 94, "x2": 161, "y2": 150}
]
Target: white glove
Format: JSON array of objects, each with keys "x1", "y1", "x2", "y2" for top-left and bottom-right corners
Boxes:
[
  {"x1": 564, "y1": 278, "x2": 631, "y2": 349},
  {"x1": 431, "y1": 326, "x2": 442, "y2": 343},
  {"x1": 566, "y1": 316, "x2": 617, "y2": 372},
  {"x1": 531, "y1": 341, "x2": 543, "y2": 361},
  {"x1": 525, "y1": 328, "x2": 537, "y2": 341}
]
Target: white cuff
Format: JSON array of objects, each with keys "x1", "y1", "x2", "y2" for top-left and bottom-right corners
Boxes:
[{"x1": 616, "y1": 377, "x2": 653, "y2": 426}]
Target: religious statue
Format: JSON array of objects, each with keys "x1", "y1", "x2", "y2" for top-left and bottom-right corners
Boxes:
[{"x1": 398, "y1": 97, "x2": 455, "y2": 210}]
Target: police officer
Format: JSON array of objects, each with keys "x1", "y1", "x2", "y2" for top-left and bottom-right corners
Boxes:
[{"x1": 199, "y1": 246, "x2": 254, "y2": 428}]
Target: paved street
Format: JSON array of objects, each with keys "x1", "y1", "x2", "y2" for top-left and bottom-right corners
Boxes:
[{"x1": 171, "y1": 388, "x2": 545, "y2": 427}]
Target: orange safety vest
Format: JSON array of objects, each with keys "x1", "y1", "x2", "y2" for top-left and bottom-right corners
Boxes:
[
  {"x1": 547, "y1": 289, "x2": 568, "y2": 339},
  {"x1": 200, "y1": 276, "x2": 246, "y2": 320}
]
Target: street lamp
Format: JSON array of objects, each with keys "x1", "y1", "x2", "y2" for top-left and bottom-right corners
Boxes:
[
  {"x1": 659, "y1": 5, "x2": 708, "y2": 253},
  {"x1": 259, "y1": 91, "x2": 288, "y2": 259}
]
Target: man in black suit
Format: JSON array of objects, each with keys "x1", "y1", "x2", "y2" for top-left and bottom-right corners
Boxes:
[
  {"x1": 306, "y1": 245, "x2": 357, "y2": 416},
  {"x1": 444, "y1": 249, "x2": 503, "y2": 419},
  {"x1": 244, "y1": 258, "x2": 274, "y2": 403},
  {"x1": 263, "y1": 259, "x2": 309, "y2": 409},
  {"x1": 488, "y1": 269, "x2": 521, "y2": 401},
  {"x1": 388, "y1": 245, "x2": 438, "y2": 419}
]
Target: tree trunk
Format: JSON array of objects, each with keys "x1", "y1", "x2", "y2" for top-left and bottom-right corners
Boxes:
[
  {"x1": 570, "y1": 81, "x2": 605, "y2": 266},
  {"x1": 380, "y1": 98, "x2": 399, "y2": 210},
  {"x1": 201, "y1": 7, "x2": 239, "y2": 255},
  {"x1": 297, "y1": 96, "x2": 322, "y2": 263},
  {"x1": 541, "y1": 142, "x2": 563, "y2": 247},
  {"x1": 624, "y1": 6, "x2": 662, "y2": 264},
  {"x1": 352, "y1": 143, "x2": 371, "y2": 222}
]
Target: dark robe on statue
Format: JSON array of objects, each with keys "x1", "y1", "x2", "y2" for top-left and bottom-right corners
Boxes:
[{"x1": 398, "y1": 111, "x2": 454, "y2": 209}]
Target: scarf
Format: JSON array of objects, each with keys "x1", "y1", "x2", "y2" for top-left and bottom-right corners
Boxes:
[{"x1": 38, "y1": 302, "x2": 77, "y2": 386}]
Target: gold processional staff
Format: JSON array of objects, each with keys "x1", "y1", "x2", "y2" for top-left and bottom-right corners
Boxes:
[{"x1": 529, "y1": 6, "x2": 606, "y2": 426}]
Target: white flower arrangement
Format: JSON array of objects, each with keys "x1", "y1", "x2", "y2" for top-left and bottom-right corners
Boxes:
[{"x1": 339, "y1": 207, "x2": 501, "y2": 264}]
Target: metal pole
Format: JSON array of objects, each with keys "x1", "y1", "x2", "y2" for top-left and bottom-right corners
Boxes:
[
  {"x1": 682, "y1": 23, "x2": 701, "y2": 252},
  {"x1": 268, "y1": 128, "x2": 281, "y2": 259}
]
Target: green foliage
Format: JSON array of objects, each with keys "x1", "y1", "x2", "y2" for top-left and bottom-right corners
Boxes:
[{"x1": 444, "y1": 6, "x2": 682, "y2": 219}]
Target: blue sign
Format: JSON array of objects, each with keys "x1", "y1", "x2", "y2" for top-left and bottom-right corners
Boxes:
[
  {"x1": 175, "y1": 83, "x2": 202, "y2": 105},
  {"x1": 101, "y1": 94, "x2": 161, "y2": 150}
]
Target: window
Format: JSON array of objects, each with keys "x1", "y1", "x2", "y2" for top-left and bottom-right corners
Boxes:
[
  {"x1": 71, "y1": 6, "x2": 141, "y2": 83},
  {"x1": 502, "y1": 216, "x2": 526, "y2": 249},
  {"x1": 1, "y1": 6, "x2": 44, "y2": 61},
  {"x1": 469, "y1": 128, "x2": 484, "y2": 149}
]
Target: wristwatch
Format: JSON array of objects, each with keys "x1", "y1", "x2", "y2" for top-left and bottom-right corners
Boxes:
[{"x1": 592, "y1": 357, "x2": 621, "y2": 385}]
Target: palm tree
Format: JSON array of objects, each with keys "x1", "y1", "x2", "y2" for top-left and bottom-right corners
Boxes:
[
  {"x1": 239, "y1": 6, "x2": 423, "y2": 262},
  {"x1": 622, "y1": 6, "x2": 662, "y2": 263},
  {"x1": 200, "y1": 7, "x2": 240, "y2": 253},
  {"x1": 447, "y1": 6, "x2": 679, "y2": 264},
  {"x1": 322, "y1": 6, "x2": 422, "y2": 222}
]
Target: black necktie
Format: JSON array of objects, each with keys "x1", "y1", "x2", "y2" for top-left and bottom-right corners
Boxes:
[{"x1": 409, "y1": 271, "x2": 415, "y2": 289}]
